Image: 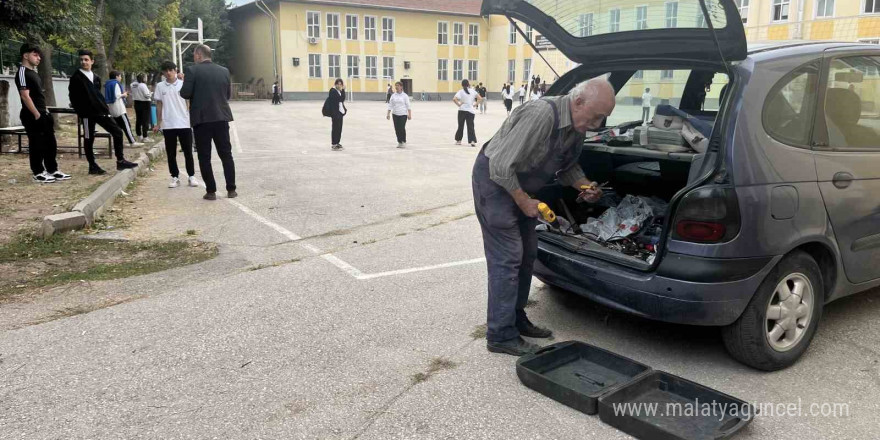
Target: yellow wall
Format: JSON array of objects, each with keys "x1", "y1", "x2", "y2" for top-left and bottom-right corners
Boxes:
[{"x1": 230, "y1": 5, "x2": 277, "y2": 87}]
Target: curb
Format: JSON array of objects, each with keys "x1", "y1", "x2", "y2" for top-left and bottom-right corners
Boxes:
[{"x1": 40, "y1": 141, "x2": 166, "y2": 238}]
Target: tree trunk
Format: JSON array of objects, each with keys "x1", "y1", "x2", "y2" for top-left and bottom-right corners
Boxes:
[
  {"x1": 93, "y1": 0, "x2": 110, "y2": 81},
  {"x1": 107, "y1": 23, "x2": 121, "y2": 68}
]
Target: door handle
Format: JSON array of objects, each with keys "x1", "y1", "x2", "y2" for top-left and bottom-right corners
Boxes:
[{"x1": 832, "y1": 172, "x2": 853, "y2": 189}]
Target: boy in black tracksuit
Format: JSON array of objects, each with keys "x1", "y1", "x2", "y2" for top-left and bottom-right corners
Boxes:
[{"x1": 68, "y1": 49, "x2": 137, "y2": 174}]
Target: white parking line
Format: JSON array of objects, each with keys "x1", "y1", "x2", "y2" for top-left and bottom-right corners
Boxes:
[{"x1": 219, "y1": 196, "x2": 479, "y2": 280}]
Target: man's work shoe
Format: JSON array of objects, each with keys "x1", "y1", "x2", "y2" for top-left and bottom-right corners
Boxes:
[
  {"x1": 203, "y1": 192, "x2": 217, "y2": 201},
  {"x1": 487, "y1": 337, "x2": 542, "y2": 356},
  {"x1": 116, "y1": 159, "x2": 138, "y2": 170},
  {"x1": 227, "y1": 190, "x2": 238, "y2": 199},
  {"x1": 88, "y1": 165, "x2": 107, "y2": 175},
  {"x1": 518, "y1": 320, "x2": 553, "y2": 339}
]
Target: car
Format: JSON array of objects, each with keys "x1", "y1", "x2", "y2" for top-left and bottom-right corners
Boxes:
[{"x1": 482, "y1": 0, "x2": 880, "y2": 371}]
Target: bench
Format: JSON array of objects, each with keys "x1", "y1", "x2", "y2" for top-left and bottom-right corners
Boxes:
[{"x1": 0, "y1": 126, "x2": 26, "y2": 154}]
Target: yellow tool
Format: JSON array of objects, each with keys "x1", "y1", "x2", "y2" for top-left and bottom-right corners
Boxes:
[{"x1": 537, "y1": 202, "x2": 560, "y2": 229}]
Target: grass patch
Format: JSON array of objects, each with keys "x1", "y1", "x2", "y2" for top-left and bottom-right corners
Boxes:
[
  {"x1": 0, "y1": 232, "x2": 218, "y2": 301},
  {"x1": 410, "y1": 356, "x2": 458, "y2": 385},
  {"x1": 186, "y1": 229, "x2": 197, "y2": 236},
  {"x1": 470, "y1": 323, "x2": 488, "y2": 339}
]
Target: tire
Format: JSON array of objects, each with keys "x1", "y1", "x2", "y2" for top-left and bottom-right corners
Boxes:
[{"x1": 722, "y1": 250, "x2": 824, "y2": 371}]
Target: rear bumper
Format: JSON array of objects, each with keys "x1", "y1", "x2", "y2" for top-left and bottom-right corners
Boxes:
[{"x1": 534, "y1": 240, "x2": 780, "y2": 326}]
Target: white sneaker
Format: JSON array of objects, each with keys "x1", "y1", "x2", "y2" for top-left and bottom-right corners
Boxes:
[
  {"x1": 33, "y1": 172, "x2": 56, "y2": 183},
  {"x1": 188, "y1": 176, "x2": 198, "y2": 187},
  {"x1": 51, "y1": 171, "x2": 71, "y2": 181},
  {"x1": 397, "y1": 142, "x2": 405, "y2": 149},
  {"x1": 132, "y1": 142, "x2": 145, "y2": 146},
  {"x1": 168, "y1": 177, "x2": 180, "y2": 188},
  {"x1": 141, "y1": 137, "x2": 148, "y2": 142}
]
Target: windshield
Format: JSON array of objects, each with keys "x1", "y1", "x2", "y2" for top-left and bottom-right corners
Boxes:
[{"x1": 524, "y1": 0, "x2": 729, "y2": 38}]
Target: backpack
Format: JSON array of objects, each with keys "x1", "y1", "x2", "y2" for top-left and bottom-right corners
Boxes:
[{"x1": 322, "y1": 96, "x2": 332, "y2": 117}]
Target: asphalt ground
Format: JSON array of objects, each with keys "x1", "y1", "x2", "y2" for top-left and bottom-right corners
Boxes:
[{"x1": 2, "y1": 100, "x2": 879, "y2": 439}]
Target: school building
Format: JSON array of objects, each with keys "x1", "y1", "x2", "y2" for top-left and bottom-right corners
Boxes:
[{"x1": 229, "y1": 0, "x2": 880, "y2": 101}]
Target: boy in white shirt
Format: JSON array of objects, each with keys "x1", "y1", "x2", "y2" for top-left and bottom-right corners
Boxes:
[
  {"x1": 153, "y1": 61, "x2": 197, "y2": 188},
  {"x1": 642, "y1": 87, "x2": 653, "y2": 124}
]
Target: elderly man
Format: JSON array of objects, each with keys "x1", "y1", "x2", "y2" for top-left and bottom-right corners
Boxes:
[{"x1": 473, "y1": 77, "x2": 616, "y2": 356}]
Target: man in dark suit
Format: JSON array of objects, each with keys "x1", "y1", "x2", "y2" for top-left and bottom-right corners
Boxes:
[{"x1": 180, "y1": 44, "x2": 236, "y2": 201}]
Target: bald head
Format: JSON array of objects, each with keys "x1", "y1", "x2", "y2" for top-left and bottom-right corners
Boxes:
[{"x1": 568, "y1": 77, "x2": 616, "y2": 133}]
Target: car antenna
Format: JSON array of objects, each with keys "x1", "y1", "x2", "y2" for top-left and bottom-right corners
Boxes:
[
  {"x1": 699, "y1": 0, "x2": 732, "y2": 77},
  {"x1": 507, "y1": 17, "x2": 560, "y2": 79}
]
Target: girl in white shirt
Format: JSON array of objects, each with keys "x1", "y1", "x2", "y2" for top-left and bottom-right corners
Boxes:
[
  {"x1": 452, "y1": 79, "x2": 482, "y2": 147},
  {"x1": 386, "y1": 81, "x2": 412, "y2": 148},
  {"x1": 501, "y1": 84, "x2": 514, "y2": 115}
]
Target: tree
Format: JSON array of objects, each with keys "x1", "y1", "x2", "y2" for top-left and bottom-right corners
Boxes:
[{"x1": 90, "y1": 0, "x2": 165, "y2": 80}]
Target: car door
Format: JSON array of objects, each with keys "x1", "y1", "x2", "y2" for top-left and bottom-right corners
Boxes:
[
  {"x1": 812, "y1": 50, "x2": 880, "y2": 284},
  {"x1": 480, "y1": 0, "x2": 747, "y2": 65}
]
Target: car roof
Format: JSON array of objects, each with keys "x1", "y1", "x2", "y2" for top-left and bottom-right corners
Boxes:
[{"x1": 747, "y1": 40, "x2": 880, "y2": 61}]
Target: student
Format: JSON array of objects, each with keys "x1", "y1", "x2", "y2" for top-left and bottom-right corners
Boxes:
[
  {"x1": 385, "y1": 84, "x2": 393, "y2": 103},
  {"x1": 68, "y1": 49, "x2": 137, "y2": 174},
  {"x1": 104, "y1": 70, "x2": 141, "y2": 146},
  {"x1": 271, "y1": 81, "x2": 281, "y2": 105},
  {"x1": 518, "y1": 83, "x2": 526, "y2": 105},
  {"x1": 477, "y1": 82, "x2": 488, "y2": 114},
  {"x1": 452, "y1": 79, "x2": 481, "y2": 147},
  {"x1": 502, "y1": 84, "x2": 514, "y2": 115},
  {"x1": 16, "y1": 43, "x2": 69, "y2": 183},
  {"x1": 642, "y1": 87, "x2": 653, "y2": 124},
  {"x1": 386, "y1": 81, "x2": 412, "y2": 148},
  {"x1": 530, "y1": 87, "x2": 541, "y2": 101},
  {"x1": 180, "y1": 44, "x2": 237, "y2": 200},
  {"x1": 130, "y1": 74, "x2": 152, "y2": 142},
  {"x1": 153, "y1": 61, "x2": 197, "y2": 189},
  {"x1": 323, "y1": 78, "x2": 347, "y2": 151}
]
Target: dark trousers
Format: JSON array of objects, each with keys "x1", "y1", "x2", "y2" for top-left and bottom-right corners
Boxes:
[
  {"x1": 113, "y1": 113, "x2": 136, "y2": 144},
  {"x1": 194, "y1": 121, "x2": 236, "y2": 193},
  {"x1": 392, "y1": 114, "x2": 407, "y2": 143},
  {"x1": 83, "y1": 115, "x2": 125, "y2": 163},
  {"x1": 272, "y1": 93, "x2": 281, "y2": 104},
  {"x1": 163, "y1": 128, "x2": 195, "y2": 178},
  {"x1": 504, "y1": 99, "x2": 513, "y2": 113},
  {"x1": 455, "y1": 110, "x2": 476, "y2": 144},
  {"x1": 519, "y1": 96, "x2": 524, "y2": 104},
  {"x1": 331, "y1": 115, "x2": 344, "y2": 145},
  {"x1": 472, "y1": 153, "x2": 537, "y2": 342},
  {"x1": 21, "y1": 111, "x2": 58, "y2": 175},
  {"x1": 642, "y1": 107, "x2": 651, "y2": 123},
  {"x1": 134, "y1": 101, "x2": 151, "y2": 137}
]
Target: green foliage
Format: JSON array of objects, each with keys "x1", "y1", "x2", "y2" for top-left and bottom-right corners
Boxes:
[
  {"x1": 111, "y1": 1, "x2": 179, "y2": 74},
  {"x1": 179, "y1": 0, "x2": 234, "y2": 67},
  {"x1": 0, "y1": 0, "x2": 94, "y2": 40}
]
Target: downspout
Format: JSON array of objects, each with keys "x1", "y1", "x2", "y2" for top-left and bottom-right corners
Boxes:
[
  {"x1": 255, "y1": 0, "x2": 280, "y2": 81},
  {"x1": 796, "y1": 0, "x2": 806, "y2": 39}
]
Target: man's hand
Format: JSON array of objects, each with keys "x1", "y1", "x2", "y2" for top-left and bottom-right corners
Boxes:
[
  {"x1": 407, "y1": 115, "x2": 412, "y2": 120},
  {"x1": 32, "y1": 110, "x2": 41, "y2": 120},
  {"x1": 152, "y1": 123, "x2": 160, "y2": 133},
  {"x1": 177, "y1": 71, "x2": 184, "y2": 80},
  {"x1": 386, "y1": 114, "x2": 390, "y2": 120},
  {"x1": 574, "y1": 179, "x2": 602, "y2": 203},
  {"x1": 512, "y1": 189, "x2": 540, "y2": 218}
]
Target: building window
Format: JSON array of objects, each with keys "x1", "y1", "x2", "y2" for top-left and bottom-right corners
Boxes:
[
  {"x1": 347, "y1": 55, "x2": 359, "y2": 78},
  {"x1": 526, "y1": 25, "x2": 533, "y2": 42},
  {"x1": 307, "y1": 11, "x2": 320, "y2": 39},
  {"x1": 365, "y1": 56, "x2": 377, "y2": 78},
  {"x1": 383, "y1": 56, "x2": 394, "y2": 78},
  {"x1": 665, "y1": 2, "x2": 678, "y2": 28},
  {"x1": 453, "y1": 59, "x2": 463, "y2": 81},
  {"x1": 438, "y1": 22, "x2": 448, "y2": 44},
  {"x1": 382, "y1": 17, "x2": 395, "y2": 42},
  {"x1": 438, "y1": 59, "x2": 448, "y2": 80},
  {"x1": 346, "y1": 14, "x2": 358, "y2": 40},
  {"x1": 468, "y1": 60, "x2": 478, "y2": 81},
  {"x1": 636, "y1": 6, "x2": 648, "y2": 30},
  {"x1": 523, "y1": 58, "x2": 532, "y2": 82},
  {"x1": 326, "y1": 13, "x2": 340, "y2": 39},
  {"x1": 817, "y1": 0, "x2": 834, "y2": 17},
  {"x1": 609, "y1": 9, "x2": 621, "y2": 32},
  {"x1": 578, "y1": 13, "x2": 593, "y2": 36},
  {"x1": 866, "y1": 0, "x2": 880, "y2": 13},
  {"x1": 453, "y1": 22, "x2": 465, "y2": 45},
  {"x1": 661, "y1": 69, "x2": 674, "y2": 79},
  {"x1": 507, "y1": 59, "x2": 516, "y2": 84},
  {"x1": 634, "y1": 70, "x2": 644, "y2": 79},
  {"x1": 328, "y1": 54, "x2": 340, "y2": 78},
  {"x1": 308, "y1": 54, "x2": 321, "y2": 78},
  {"x1": 509, "y1": 22, "x2": 517, "y2": 44},
  {"x1": 772, "y1": 0, "x2": 789, "y2": 21},
  {"x1": 468, "y1": 24, "x2": 479, "y2": 46},
  {"x1": 735, "y1": 0, "x2": 749, "y2": 23},
  {"x1": 364, "y1": 16, "x2": 377, "y2": 40}
]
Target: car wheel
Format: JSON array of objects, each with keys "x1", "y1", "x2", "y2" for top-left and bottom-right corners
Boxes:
[{"x1": 722, "y1": 250, "x2": 823, "y2": 371}]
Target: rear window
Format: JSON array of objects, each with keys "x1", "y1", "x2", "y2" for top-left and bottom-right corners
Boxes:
[
  {"x1": 762, "y1": 61, "x2": 820, "y2": 147},
  {"x1": 606, "y1": 69, "x2": 729, "y2": 127},
  {"x1": 524, "y1": 0, "x2": 729, "y2": 38}
]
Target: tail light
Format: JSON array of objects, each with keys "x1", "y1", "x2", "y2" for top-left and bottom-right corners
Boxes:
[{"x1": 672, "y1": 186, "x2": 740, "y2": 244}]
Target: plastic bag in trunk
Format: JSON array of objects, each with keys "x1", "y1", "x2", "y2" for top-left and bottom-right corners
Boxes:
[{"x1": 581, "y1": 195, "x2": 654, "y2": 241}]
